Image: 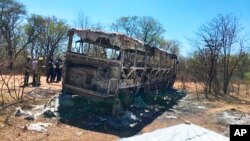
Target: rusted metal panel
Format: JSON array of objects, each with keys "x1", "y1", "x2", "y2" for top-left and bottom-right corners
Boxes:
[
  {"x1": 64, "y1": 84, "x2": 114, "y2": 101},
  {"x1": 66, "y1": 52, "x2": 121, "y2": 67},
  {"x1": 72, "y1": 28, "x2": 145, "y2": 52}
]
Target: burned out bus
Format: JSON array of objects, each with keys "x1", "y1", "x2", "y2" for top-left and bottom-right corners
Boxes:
[{"x1": 62, "y1": 28, "x2": 178, "y2": 114}]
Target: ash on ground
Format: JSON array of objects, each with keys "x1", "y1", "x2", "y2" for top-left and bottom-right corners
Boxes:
[
  {"x1": 14, "y1": 89, "x2": 186, "y2": 137},
  {"x1": 216, "y1": 109, "x2": 250, "y2": 125}
]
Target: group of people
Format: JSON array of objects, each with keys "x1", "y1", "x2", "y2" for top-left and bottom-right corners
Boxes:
[
  {"x1": 23, "y1": 56, "x2": 63, "y2": 87},
  {"x1": 23, "y1": 56, "x2": 44, "y2": 87},
  {"x1": 46, "y1": 58, "x2": 63, "y2": 83}
]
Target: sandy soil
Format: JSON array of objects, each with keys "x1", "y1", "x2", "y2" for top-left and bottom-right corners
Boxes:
[
  {"x1": 1, "y1": 78, "x2": 250, "y2": 141},
  {"x1": 0, "y1": 75, "x2": 118, "y2": 141}
]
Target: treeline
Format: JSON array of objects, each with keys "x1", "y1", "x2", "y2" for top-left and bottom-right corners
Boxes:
[
  {"x1": 0, "y1": 0, "x2": 179, "y2": 70},
  {"x1": 0, "y1": 0, "x2": 68, "y2": 69},
  {"x1": 74, "y1": 12, "x2": 180, "y2": 54}
]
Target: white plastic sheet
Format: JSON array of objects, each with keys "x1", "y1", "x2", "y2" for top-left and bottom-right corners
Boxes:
[{"x1": 119, "y1": 123, "x2": 229, "y2": 141}]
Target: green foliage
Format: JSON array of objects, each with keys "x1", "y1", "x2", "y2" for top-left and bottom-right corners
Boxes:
[
  {"x1": 0, "y1": 0, "x2": 69, "y2": 68},
  {"x1": 111, "y1": 16, "x2": 166, "y2": 46},
  {"x1": 24, "y1": 14, "x2": 45, "y2": 36},
  {"x1": 244, "y1": 72, "x2": 250, "y2": 82},
  {"x1": 30, "y1": 16, "x2": 68, "y2": 59},
  {"x1": 111, "y1": 16, "x2": 139, "y2": 37},
  {"x1": 111, "y1": 16, "x2": 180, "y2": 54},
  {"x1": 0, "y1": 0, "x2": 27, "y2": 68},
  {"x1": 138, "y1": 16, "x2": 165, "y2": 45}
]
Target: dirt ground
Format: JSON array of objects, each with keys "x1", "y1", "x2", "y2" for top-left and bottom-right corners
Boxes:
[{"x1": 1, "y1": 77, "x2": 250, "y2": 141}]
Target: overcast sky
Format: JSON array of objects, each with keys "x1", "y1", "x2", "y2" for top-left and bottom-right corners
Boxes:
[{"x1": 18, "y1": 0, "x2": 250, "y2": 56}]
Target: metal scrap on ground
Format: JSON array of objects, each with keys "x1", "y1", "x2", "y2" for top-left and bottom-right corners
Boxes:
[{"x1": 26, "y1": 122, "x2": 52, "y2": 132}]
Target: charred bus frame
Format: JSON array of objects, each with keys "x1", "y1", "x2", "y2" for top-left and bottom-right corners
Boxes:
[{"x1": 62, "y1": 28, "x2": 178, "y2": 114}]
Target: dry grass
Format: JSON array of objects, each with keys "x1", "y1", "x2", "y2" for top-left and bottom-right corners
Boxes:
[
  {"x1": 0, "y1": 75, "x2": 118, "y2": 141},
  {"x1": 0, "y1": 75, "x2": 62, "y2": 103},
  {"x1": 139, "y1": 81, "x2": 250, "y2": 137}
]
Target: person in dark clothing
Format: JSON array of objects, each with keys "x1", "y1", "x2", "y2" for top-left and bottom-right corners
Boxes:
[
  {"x1": 32, "y1": 58, "x2": 38, "y2": 85},
  {"x1": 23, "y1": 56, "x2": 32, "y2": 86},
  {"x1": 46, "y1": 58, "x2": 55, "y2": 83},
  {"x1": 54, "y1": 58, "x2": 63, "y2": 83}
]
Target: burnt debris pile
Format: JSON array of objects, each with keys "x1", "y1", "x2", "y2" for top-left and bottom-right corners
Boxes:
[{"x1": 57, "y1": 89, "x2": 186, "y2": 137}]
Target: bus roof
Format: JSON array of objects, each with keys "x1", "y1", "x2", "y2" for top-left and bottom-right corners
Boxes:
[{"x1": 69, "y1": 28, "x2": 176, "y2": 58}]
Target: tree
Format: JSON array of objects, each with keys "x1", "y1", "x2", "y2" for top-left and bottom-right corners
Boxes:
[
  {"x1": 189, "y1": 51, "x2": 212, "y2": 97},
  {"x1": 110, "y1": 16, "x2": 139, "y2": 37},
  {"x1": 0, "y1": 0, "x2": 26, "y2": 68},
  {"x1": 111, "y1": 16, "x2": 166, "y2": 46},
  {"x1": 74, "y1": 11, "x2": 91, "y2": 29},
  {"x1": 36, "y1": 16, "x2": 68, "y2": 59},
  {"x1": 15, "y1": 14, "x2": 46, "y2": 60},
  {"x1": 158, "y1": 39, "x2": 180, "y2": 55},
  {"x1": 177, "y1": 56, "x2": 189, "y2": 90},
  {"x1": 192, "y1": 33, "x2": 221, "y2": 96},
  {"x1": 137, "y1": 16, "x2": 165, "y2": 45},
  {"x1": 217, "y1": 15, "x2": 246, "y2": 94},
  {"x1": 0, "y1": 0, "x2": 47, "y2": 68},
  {"x1": 191, "y1": 14, "x2": 248, "y2": 96},
  {"x1": 92, "y1": 22, "x2": 106, "y2": 30}
]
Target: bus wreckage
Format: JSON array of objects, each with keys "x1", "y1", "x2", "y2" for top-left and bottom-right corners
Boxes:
[{"x1": 62, "y1": 28, "x2": 178, "y2": 115}]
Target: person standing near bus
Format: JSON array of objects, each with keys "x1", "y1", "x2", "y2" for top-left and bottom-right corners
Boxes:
[
  {"x1": 23, "y1": 56, "x2": 32, "y2": 86},
  {"x1": 55, "y1": 58, "x2": 62, "y2": 83},
  {"x1": 33, "y1": 57, "x2": 44, "y2": 86},
  {"x1": 46, "y1": 58, "x2": 55, "y2": 83},
  {"x1": 32, "y1": 58, "x2": 38, "y2": 85}
]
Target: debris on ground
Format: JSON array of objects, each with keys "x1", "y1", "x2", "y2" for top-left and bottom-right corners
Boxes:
[
  {"x1": 216, "y1": 109, "x2": 250, "y2": 125},
  {"x1": 32, "y1": 105, "x2": 46, "y2": 111},
  {"x1": 14, "y1": 97, "x2": 59, "y2": 121},
  {"x1": 15, "y1": 107, "x2": 28, "y2": 117},
  {"x1": 157, "y1": 110, "x2": 178, "y2": 120},
  {"x1": 124, "y1": 111, "x2": 138, "y2": 121},
  {"x1": 14, "y1": 107, "x2": 36, "y2": 120},
  {"x1": 23, "y1": 114, "x2": 36, "y2": 121},
  {"x1": 133, "y1": 96, "x2": 148, "y2": 108},
  {"x1": 107, "y1": 117, "x2": 130, "y2": 128},
  {"x1": 165, "y1": 115, "x2": 177, "y2": 119},
  {"x1": 26, "y1": 122, "x2": 52, "y2": 132},
  {"x1": 197, "y1": 105, "x2": 206, "y2": 109},
  {"x1": 11, "y1": 89, "x2": 187, "y2": 138},
  {"x1": 172, "y1": 95, "x2": 209, "y2": 114},
  {"x1": 107, "y1": 110, "x2": 140, "y2": 128},
  {"x1": 42, "y1": 107, "x2": 58, "y2": 118},
  {"x1": 28, "y1": 87, "x2": 57, "y2": 98}
]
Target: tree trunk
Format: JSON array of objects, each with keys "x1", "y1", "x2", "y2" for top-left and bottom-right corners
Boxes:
[
  {"x1": 246, "y1": 83, "x2": 248, "y2": 95},
  {"x1": 7, "y1": 46, "x2": 14, "y2": 69},
  {"x1": 204, "y1": 86, "x2": 208, "y2": 99},
  {"x1": 223, "y1": 78, "x2": 230, "y2": 95},
  {"x1": 181, "y1": 76, "x2": 186, "y2": 90},
  {"x1": 231, "y1": 82, "x2": 234, "y2": 95},
  {"x1": 194, "y1": 81, "x2": 198, "y2": 99},
  {"x1": 237, "y1": 82, "x2": 240, "y2": 95}
]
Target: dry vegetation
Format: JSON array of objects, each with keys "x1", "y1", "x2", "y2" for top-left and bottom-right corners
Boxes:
[{"x1": 0, "y1": 75, "x2": 118, "y2": 141}]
